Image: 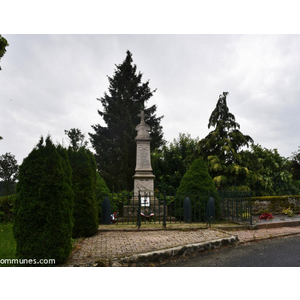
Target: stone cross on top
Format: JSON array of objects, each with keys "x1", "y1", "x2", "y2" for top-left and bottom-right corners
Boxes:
[
  {"x1": 138, "y1": 110, "x2": 146, "y2": 125},
  {"x1": 136, "y1": 110, "x2": 151, "y2": 140}
]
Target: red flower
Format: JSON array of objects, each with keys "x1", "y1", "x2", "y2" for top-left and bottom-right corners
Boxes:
[{"x1": 259, "y1": 213, "x2": 273, "y2": 220}]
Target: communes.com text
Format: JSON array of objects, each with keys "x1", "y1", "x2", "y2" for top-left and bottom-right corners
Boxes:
[{"x1": 0, "y1": 258, "x2": 55, "y2": 265}]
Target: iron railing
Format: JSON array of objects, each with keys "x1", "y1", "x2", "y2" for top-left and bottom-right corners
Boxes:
[{"x1": 102, "y1": 190, "x2": 252, "y2": 227}]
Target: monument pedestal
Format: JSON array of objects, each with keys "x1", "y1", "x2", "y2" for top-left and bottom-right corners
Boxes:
[
  {"x1": 121, "y1": 110, "x2": 169, "y2": 221},
  {"x1": 132, "y1": 110, "x2": 156, "y2": 207}
]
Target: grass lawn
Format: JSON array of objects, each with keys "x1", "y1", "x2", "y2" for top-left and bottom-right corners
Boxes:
[{"x1": 0, "y1": 222, "x2": 18, "y2": 267}]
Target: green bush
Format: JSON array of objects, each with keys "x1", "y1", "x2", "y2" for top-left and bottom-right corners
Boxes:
[
  {"x1": 176, "y1": 158, "x2": 219, "y2": 220},
  {"x1": 13, "y1": 137, "x2": 74, "y2": 265},
  {"x1": 0, "y1": 194, "x2": 15, "y2": 222},
  {"x1": 68, "y1": 147, "x2": 99, "y2": 237},
  {"x1": 177, "y1": 158, "x2": 218, "y2": 196}
]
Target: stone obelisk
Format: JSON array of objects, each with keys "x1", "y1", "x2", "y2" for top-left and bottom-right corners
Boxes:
[{"x1": 133, "y1": 110, "x2": 155, "y2": 204}]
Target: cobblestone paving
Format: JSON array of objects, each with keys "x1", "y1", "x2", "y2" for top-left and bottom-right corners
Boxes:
[{"x1": 68, "y1": 229, "x2": 232, "y2": 265}]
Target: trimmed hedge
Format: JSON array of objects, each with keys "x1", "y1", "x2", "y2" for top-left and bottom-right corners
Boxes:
[
  {"x1": 13, "y1": 137, "x2": 74, "y2": 265},
  {"x1": 177, "y1": 158, "x2": 218, "y2": 198},
  {"x1": 177, "y1": 158, "x2": 219, "y2": 220},
  {"x1": 252, "y1": 195, "x2": 300, "y2": 214},
  {"x1": 68, "y1": 147, "x2": 99, "y2": 237},
  {"x1": 252, "y1": 195, "x2": 300, "y2": 201}
]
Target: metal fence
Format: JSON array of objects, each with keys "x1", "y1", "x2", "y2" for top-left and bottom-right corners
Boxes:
[
  {"x1": 102, "y1": 190, "x2": 252, "y2": 227},
  {"x1": 218, "y1": 191, "x2": 252, "y2": 225}
]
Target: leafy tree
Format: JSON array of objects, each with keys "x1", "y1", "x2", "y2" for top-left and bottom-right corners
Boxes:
[
  {"x1": 13, "y1": 136, "x2": 74, "y2": 265},
  {"x1": 250, "y1": 144, "x2": 298, "y2": 196},
  {"x1": 89, "y1": 50, "x2": 164, "y2": 192},
  {"x1": 68, "y1": 147, "x2": 99, "y2": 237},
  {"x1": 152, "y1": 133, "x2": 199, "y2": 192},
  {"x1": 0, "y1": 35, "x2": 9, "y2": 70},
  {"x1": 64, "y1": 128, "x2": 88, "y2": 151},
  {"x1": 198, "y1": 92, "x2": 254, "y2": 189},
  {"x1": 0, "y1": 152, "x2": 19, "y2": 196}
]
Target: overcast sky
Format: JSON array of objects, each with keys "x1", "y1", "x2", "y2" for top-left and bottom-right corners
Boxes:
[{"x1": 1, "y1": 34, "x2": 300, "y2": 165}]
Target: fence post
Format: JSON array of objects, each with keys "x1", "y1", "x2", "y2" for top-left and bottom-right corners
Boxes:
[
  {"x1": 137, "y1": 191, "x2": 141, "y2": 228},
  {"x1": 206, "y1": 197, "x2": 215, "y2": 228},
  {"x1": 102, "y1": 196, "x2": 111, "y2": 224},
  {"x1": 183, "y1": 197, "x2": 192, "y2": 223}
]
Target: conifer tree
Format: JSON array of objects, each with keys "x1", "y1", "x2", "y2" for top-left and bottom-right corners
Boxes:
[
  {"x1": 198, "y1": 92, "x2": 254, "y2": 189},
  {"x1": 177, "y1": 158, "x2": 217, "y2": 198},
  {"x1": 13, "y1": 136, "x2": 74, "y2": 265},
  {"x1": 68, "y1": 147, "x2": 99, "y2": 237},
  {"x1": 95, "y1": 172, "x2": 110, "y2": 222},
  {"x1": 89, "y1": 50, "x2": 164, "y2": 192},
  {"x1": 177, "y1": 158, "x2": 219, "y2": 221}
]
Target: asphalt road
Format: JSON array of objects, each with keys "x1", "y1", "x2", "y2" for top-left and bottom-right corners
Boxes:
[{"x1": 160, "y1": 235, "x2": 300, "y2": 267}]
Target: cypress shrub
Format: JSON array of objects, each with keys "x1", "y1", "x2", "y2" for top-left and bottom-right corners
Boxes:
[
  {"x1": 68, "y1": 147, "x2": 99, "y2": 237},
  {"x1": 176, "y1": 158, "x2": 219, "y2": 221},
  {"x1": 13, "y1": 137, "x2": 74, "y2": 265},
  {"x1": 95, "y1": 172, "x2": 110, "y2": 222}
]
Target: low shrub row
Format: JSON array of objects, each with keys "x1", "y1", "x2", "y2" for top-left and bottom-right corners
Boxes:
[{"x1": 252, "y1": 195, "x2": 300, "y2": 214}]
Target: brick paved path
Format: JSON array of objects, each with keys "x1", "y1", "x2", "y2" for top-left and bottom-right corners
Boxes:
[
  {"x1": 67, "y1": 229, "x2": 232, "y2": 266},
  {"x1": 64, "y1": 226, "x2": 300, "y2": 266}
]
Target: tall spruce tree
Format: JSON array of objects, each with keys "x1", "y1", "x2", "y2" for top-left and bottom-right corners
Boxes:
[
  {"x1": 198, "y1": 92, "x2": 254, "y2": 189},
  {"x1": 89, "y1": 50, "x2": 164, "y2": 192}
]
